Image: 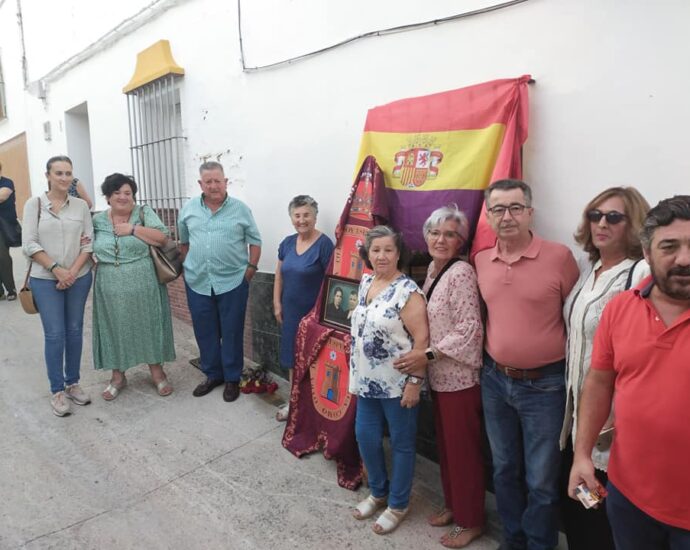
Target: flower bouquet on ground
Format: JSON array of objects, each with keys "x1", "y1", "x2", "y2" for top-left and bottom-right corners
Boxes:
[{"x1": 240, "y1": 365, "x2": 278, "y2": 394}]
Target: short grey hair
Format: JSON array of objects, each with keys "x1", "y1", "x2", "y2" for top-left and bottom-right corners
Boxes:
[
  {"x1": 199, "y1": 161, "x2": 224, "y2": 175},
  {"x1": 485, "y1": 178, "x2": 533, "y2": 207},
  {"x1": 288, "y1": 194, "x2": 318, "y2": 216},
  {"x1": 359, "y1": 225, "x2": 409, "y2": 270},
  {"x1": 640, "y1": 195, "x2": 690, "y2": 251},
  {"x1": 423, "y1": 204, "x2": 470, "y2": 241}
]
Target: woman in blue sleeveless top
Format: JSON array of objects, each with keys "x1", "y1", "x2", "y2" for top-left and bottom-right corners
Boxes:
[{"x1": 273, "y1": 195, "x2": 334, "y2": 421}]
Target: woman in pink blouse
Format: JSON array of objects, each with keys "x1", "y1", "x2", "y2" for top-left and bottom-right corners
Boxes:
[{"x1": 395, "y1": 205, "x2": 485, "y2": 548}]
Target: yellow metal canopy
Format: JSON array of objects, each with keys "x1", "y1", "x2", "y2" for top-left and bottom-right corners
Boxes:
[{"x1": 123, "y1": 40, "x2": 184, "y2": 93}]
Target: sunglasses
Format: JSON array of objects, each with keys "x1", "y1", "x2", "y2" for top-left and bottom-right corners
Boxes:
[{"x1": 586, "y1": 209, "x2": 627, "y2": 225}]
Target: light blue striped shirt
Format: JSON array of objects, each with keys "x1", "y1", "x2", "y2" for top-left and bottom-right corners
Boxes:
[{"x1": 178, "y1": 194, "x2": 262, "y2": 296}]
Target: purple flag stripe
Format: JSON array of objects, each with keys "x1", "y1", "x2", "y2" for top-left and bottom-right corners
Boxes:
[{"x1": 384, "y1": 188, "x2": 485, "y2": 252}]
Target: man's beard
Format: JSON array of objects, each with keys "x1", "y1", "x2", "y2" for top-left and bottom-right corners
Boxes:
[{"x1": 652, "y1": 264, "x2": 690, "y2": 300}]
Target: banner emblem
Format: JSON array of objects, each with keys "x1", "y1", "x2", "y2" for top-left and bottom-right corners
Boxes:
[
  {"x1": 392, "y1": 146, "x2": 443, "y2": 188},
  {"x1": 309, "y1": 337, "x2": 352, "y2": 421}
]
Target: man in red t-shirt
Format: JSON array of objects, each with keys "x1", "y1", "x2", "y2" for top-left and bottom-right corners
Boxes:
[{"x1": 569, "y1": 195, "x2": 690, "y2": 550}]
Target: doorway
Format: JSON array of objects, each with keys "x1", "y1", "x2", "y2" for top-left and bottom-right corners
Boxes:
[{"x1": 64, "y1": 102, "x2": 95, "y2": 205}]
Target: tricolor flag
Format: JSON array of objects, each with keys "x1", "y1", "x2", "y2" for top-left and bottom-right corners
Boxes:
[{"x1": 354, "y1": 75, "x2": 531, "y2": 256}]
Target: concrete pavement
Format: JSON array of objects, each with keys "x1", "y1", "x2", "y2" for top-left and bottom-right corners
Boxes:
[{"x1": 0, "y1": 248, "x2": 502, "y2": 549}]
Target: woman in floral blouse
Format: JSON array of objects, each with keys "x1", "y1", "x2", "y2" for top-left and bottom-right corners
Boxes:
[
  {"x1": 396, "y1": 205, "x2": 485, "y2": 548},
  {"x1": 349, "y1": 225, "x2": 429, "y2": 535}
]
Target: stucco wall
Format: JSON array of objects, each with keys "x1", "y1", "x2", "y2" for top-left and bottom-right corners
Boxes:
[{"x1": 1, "y1": 0, "x2": 688, "y2": 264}]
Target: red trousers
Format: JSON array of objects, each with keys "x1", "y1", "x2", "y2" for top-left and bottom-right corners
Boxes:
[{"x1": 432, "y1": 385, "x2": 485, "y2": 527}]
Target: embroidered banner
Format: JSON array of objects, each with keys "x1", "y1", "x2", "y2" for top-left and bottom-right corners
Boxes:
[{"x1": 282, "y1": 156, "x2": 386, "y2": 490}]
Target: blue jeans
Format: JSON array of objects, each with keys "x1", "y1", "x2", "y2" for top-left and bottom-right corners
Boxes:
[
  {"x1": 481, "y1": 353, "x2": 566, "y2": 550},
  {"x1": 31, "y1": 272, "x2": 93, "y2": 394},
  {"x1": 185, "y1": 280, "x2": 249, "y2": 383},
  {"x1": 354, "y1": 396, "x2": 419, "y2": 510},
  {"x1": 606, "y1": 482, "x2": 690, "y2": 550}
]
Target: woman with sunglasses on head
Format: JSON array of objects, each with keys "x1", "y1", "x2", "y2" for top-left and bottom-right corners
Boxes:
[{"x1": 559, "y1": 186, "x2": 650, "y2": 550}]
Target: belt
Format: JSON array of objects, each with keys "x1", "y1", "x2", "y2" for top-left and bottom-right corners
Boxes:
[{"x1": 494, "y1": 360, "x2": 565, "y2": 381}]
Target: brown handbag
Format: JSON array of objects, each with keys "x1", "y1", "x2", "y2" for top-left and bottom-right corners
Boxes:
[
  {"x1": 138, "y1": 206, "x2": 182, "y2": 284},
  {"x1": 19, "y1": 265, "x2": 38, "y2": 314},
  {"x1": 19, "y1": 198, "x2": 40, "y2": 314}
]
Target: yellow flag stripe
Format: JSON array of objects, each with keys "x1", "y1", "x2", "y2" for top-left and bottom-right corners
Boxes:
[{"x1": 354, "y1": 124, "x2": 506, "y2": 191}]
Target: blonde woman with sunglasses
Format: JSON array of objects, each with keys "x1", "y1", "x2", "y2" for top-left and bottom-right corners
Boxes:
[{"x1": 559, "y1": 186, "x2": 650, "y2": 550}]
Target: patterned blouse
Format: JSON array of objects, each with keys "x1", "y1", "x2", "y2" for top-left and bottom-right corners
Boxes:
[
  {"x1": 349, "y1": 273, "x2": 424, "y2": 399},
  {"x1": 423, "y1": 261, "x2": 483, "y2": 392},
  {"x1": 559, "y1": 257, "x2": 650, "y2": 471}
]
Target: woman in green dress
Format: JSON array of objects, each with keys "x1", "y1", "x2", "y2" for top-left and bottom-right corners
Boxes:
[{"x1": 92, "y1": 173, "x2": 175, "y2": 400}]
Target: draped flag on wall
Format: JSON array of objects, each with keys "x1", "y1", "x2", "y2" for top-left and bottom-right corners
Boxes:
[
  {"x1": 353, "y1": 75, "x2": 531, "y2": 256},
  {"x1": 282, "y1": 156, "x2": 387, "y2": 490}
]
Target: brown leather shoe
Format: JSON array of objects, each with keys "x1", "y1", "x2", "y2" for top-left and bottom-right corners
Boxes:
[
  {"x1": 223, "y1": 382, "x2": 240, "y2": 402},
  {"x1": 193, "y1": 378, "x2": 224, "y2": 397}
]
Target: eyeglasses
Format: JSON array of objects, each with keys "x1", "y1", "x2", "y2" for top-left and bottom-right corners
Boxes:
[
  {"x1": 428, "y1": 229, "x2": 462, "y2": 240},
  {"x1": 487, "y1": 204, "x2": 528, "y2": 218},
  {"x1": 586, "y1": 210, "x2": 627, "y2": 225}
]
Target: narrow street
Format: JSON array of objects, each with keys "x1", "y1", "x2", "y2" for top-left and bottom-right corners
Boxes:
[{"x1": 0, "y1": 248, "x2": 501, "y2": 549}]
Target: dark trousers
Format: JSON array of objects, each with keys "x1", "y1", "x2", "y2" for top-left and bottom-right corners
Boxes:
[
  {"x1": 0, "y1": 230, "x2": 16, "y2": 294},
  {"x1": 185, "y1": 281, "x2": 249, "y2": 383},
  {"x1": 481, "y1": 353, "x2": 566, "y2": 550},
  {"x1": 606, "y1": 482, "x2": 690, "y2": 550},
  {"x1": 560, "y1": 439, "x2": 615, "y2": 550},
  {"x1": 432, "y1": 386, "x2": 485, "y2": 528}
]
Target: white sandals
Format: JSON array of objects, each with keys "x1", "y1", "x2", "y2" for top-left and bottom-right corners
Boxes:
[
  {"x1": 102, "y1": 378, "x2": 126, "y2": 401},
  {"x1": 373, "y1": 506, "x2": 409, "y2": 535},
  {"x1": 352, "y1": 494, "x2": 387, "y2": 520}
]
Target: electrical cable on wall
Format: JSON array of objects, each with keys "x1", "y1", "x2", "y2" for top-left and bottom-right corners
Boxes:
[{"x1": 238, "y1": 0, "x2": 532, "y2": 72}]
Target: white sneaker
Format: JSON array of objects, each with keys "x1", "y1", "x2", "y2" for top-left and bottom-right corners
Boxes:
[
  {"x1": 51, "y1": 391, "x2": 72, "y2": 417},
  {"x1": 65, "y1": 383, "x2": 91, "y2": 406}
]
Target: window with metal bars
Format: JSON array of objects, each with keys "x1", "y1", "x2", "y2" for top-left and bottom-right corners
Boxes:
[{"x1": 125, "y1": 74, "x2": 187, "y2": 238}]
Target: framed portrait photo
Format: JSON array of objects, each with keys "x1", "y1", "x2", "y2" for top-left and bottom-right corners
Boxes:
[{"x1": 320, "y1": 275, "x2": 359, "y2": 332}]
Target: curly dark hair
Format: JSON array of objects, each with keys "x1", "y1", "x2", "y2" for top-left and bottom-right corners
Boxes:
[
  {"x1": 640, "y1": 195, "x2": 690, "y2": 250},
  {"x1": 101, "y1": 173, "x2": 138, "y2": 199}
]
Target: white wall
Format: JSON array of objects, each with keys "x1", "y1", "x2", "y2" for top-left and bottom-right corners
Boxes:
[
  {"x1": 1, "y1": 0, "x2": 689, "y2": 269},
  {"x1": 0, "y1": 0, "x2": 31, "y2": 146}
]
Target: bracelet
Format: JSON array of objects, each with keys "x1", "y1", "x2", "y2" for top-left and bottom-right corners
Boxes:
[
  {"x1": 131, "y1": 225, "x2": 136, "y2": 236},
  {"x1": 247, "y1": 263, "x2": 258, "y2": 270}
]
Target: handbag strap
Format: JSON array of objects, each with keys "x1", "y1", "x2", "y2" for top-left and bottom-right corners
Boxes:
[
  {"x1": 23, "y1": 197, "x2": 42, "y2": 287},
  {"x1": 425, "y1": 257, "x2": 460, "y2": 301},
  {"x1": 625, "y1": 258, "x2": 643, "y2": 290}
]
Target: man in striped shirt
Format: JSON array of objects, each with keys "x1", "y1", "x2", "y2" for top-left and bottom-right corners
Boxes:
[{"x1": 179, "y1": 161, "x2": 262, "y2": 403}]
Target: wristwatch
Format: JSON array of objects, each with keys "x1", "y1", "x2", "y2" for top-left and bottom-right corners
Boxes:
[
  {"x1": 48, "y1": 262, "x2": 59, "y2": 272},
  {"x1": 425, "y1": 347, "x2": 437, "y2": 362},
  {"x1": 406, "y1": 375, "x2": 424, "y2": 385}
]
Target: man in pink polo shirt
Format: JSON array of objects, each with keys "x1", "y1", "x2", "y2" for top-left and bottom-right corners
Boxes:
[
  {"x1": 475, "y1": 179, "x2": 579, "y2": 550},
  {"x1": 569, "y1": 195, "x2": 690, "y2": 550}
]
